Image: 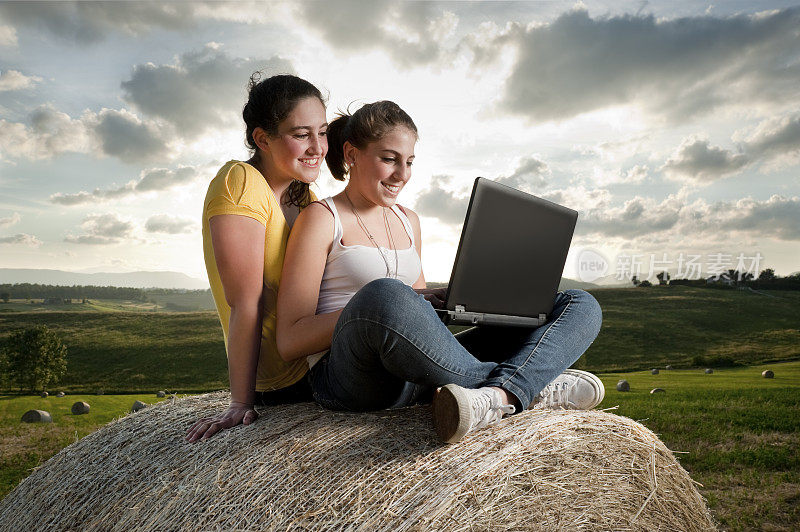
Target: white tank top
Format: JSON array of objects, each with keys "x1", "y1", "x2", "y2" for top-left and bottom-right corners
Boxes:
[{"x1": 315, "y1": 196, "x2": 422, "y2": 314}]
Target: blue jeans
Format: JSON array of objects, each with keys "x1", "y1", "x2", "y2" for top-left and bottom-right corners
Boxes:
[{"x1": 308, "y1": 278, "x2": 602, "y2": 412}]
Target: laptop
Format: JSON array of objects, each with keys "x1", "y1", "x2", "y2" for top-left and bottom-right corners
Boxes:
[{"x1": 435, "y1": 177, "x2": 578, "y2": 328}]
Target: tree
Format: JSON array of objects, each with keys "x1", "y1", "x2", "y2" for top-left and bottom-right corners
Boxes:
[
  {"x1": 631, "y1": 275, "x2": 640, "y2": 286},
  {"x1": 656, "y1": 271, "x2": 670, "y2": 285},
  {"x1": 1, "y1": 292, "x2": 9, "y2": 303},
  {"x1": 639, "y1": 280, "x2": 652, "y2": 287},
  {"x1": 3, "y1": 325, "x2": 67, "y2": 393},
  {"x1": 759, "y1": 268, "x2": 776, "y2": 282}
]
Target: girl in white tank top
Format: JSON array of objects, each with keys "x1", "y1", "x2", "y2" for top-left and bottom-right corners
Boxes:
[
  {"x1": 277, "y1": 101, "x2": 437, "y2": 367},
  {"x1": 277, "y1": 101, "x2": 602, "y2": 444},
  {"x1": 315, "y1": 197, "x2": 422, "y2": 315}
]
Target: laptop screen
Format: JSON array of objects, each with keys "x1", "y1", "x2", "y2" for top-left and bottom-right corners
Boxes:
[{"x1": 445, "y1": 178, "x2": 578, "y2": 318}]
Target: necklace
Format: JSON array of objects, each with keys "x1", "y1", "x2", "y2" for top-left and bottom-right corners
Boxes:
[{"x1": 343, "y1": 189, "x2": 399, "y2": 278}]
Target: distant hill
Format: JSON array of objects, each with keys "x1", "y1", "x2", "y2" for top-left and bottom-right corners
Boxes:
[
  {"x1": 557, "y1": 278, "x2": 601, "y2": 290},
  {"x1": 0, "y1": 269, "x2": 209, "y2": 290}
]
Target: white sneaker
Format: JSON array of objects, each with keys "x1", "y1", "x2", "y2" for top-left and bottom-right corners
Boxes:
[
  {"x1": 531, "y1": 369, "x2": 605, "y2": 410},
  {"x1": 432, "y1": 384, "x2": 516, "y2": 443}
]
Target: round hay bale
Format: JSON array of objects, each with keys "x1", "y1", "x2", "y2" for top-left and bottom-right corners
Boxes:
[
  {"x1": 650, "y1": 388, "x2": 666, "y2": 394},
  {"x1": 665, "y1": 365, "x2": 674, "y2": 370},
  {"x1": 71, "y1": 401, "x2": 90, "y2": 415},
  {"x1": 616, "y1": 379, "x2": 630, "y2": 392},
  {"x1": 131, "y1": 400, "x2": 148, "y2": 413},
  {"x1": 0, "y1": 392, "x2": 716, "y2": 531},
  {"x1": 650, "y1": 368, "x2": 659, "y2": 375},
  {"x1": 56, "y1": 392, "x2": 65, "y2": 398},
  {"x1": 21, "y1": 409, "x2": 52, "y2": 423},
  {"x1": 704, "y1": 368, "x2": 714, "y2": 374},
  {"x1": 762, "y1": 370, "x2": 774, "y2": 379},
  {"x1": 156, "y1": 390, "x2": 166, "y2": 398},
  {"x1": 40, "y1": 391, "x2": 49, "y2": 398}
]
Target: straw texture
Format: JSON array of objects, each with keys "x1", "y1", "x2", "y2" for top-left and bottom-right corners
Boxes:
[{"x1": 0, "y1": 392, "x2": 716, "y2": 531}]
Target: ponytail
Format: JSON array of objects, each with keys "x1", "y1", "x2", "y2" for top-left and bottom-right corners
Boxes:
[{"x1": 325, "y1": 114, "x2": 351, "y2": 181}]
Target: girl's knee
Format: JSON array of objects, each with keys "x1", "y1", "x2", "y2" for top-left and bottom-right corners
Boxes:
[
  {"x1": 345, "y1": 278, "x2": 417, "y2": 318},
  {"x1": 562, "y1": 289, "x2": 602, "y2": 332}
]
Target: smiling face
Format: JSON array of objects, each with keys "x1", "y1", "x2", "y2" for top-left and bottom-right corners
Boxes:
[
  {"x1": 261, "y1": 96, "x2": 328, "y2": 184},
  {"x1": 346, "y1": 126, "x2": 417, "y2": 208}
]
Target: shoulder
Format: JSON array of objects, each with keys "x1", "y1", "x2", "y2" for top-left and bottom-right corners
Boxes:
[
  {"x1": 294, "y1": 200, "x2": 335, "y2": 234},
  {"x1": 396, "y1": 204, "x2": 421, "y2": 228},
  {"x1": 208, "y1": 160, "x2": 268, "y2": 196},
  {"x1": 204, "y1": 161, "x2": 271, "y2": 223},
  {"x1": 302, "y1": 200, "x2": 335, "y2": 219}
]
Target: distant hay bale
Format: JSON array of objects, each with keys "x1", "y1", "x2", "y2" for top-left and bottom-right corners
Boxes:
[
  {"x1": 55, "y1": 392, "x2": 65, "y2": 398},
  {"x1": 71, "y1": 401, "x2": 90, "y2": 415},
  {"x1": 0, "y1": 392, "x2": 717, "y2": 531},
  {"x1": 156, "y1": 391, "x2": 166, "y2": 398},
  {"x1": 130, "y1": 400, "x2": 147, "y2": 413},
  {"x1": 21, "y1": 409, "x2": 52, "y2": 423},
  {"x1": 704, "y1": 368, "x2": 714, "y2": 374},
  {"x1": 617, "y1": 379, "x2": 630, "y2": 392},
  {"x1": 40, "y1": 391, "x2": 49, "y2": 398},
  {"x1": 650, "y1": 388, "x2": 666, "y2": 394},
  {"x1": 650, "y1": 368, "x2": 659, "y2": 375},
  {"x1": 762, "y1": 370, "x2": 774, "y2": 379}
]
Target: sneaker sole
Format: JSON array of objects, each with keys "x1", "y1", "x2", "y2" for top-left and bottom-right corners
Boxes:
[
  {"x1": 432, "y1": 384, "x2": 473, "y2": 443},
  {"x1": 563, "y1": 369, "x2": 605, "y2": 409}
]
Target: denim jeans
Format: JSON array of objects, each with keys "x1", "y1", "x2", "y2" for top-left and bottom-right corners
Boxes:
[{"x1": 308, "y1": 278, "x2": 602, "y2": 412}]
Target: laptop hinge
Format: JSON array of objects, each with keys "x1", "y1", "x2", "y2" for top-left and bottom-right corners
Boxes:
[
  {"x1": 539, "y1": 313, "x2": 546, "y2": 321},
  {"x1": 455, "y1": 305, "x2": 466, "y2": 313}
]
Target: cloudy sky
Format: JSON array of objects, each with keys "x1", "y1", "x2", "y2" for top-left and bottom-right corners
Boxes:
[{"x1": 1, "y1": 0, "x2": 799, "y2": 285}]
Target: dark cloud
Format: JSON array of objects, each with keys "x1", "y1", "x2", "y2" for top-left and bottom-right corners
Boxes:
[
  {"x1": 121, "y1": 45, "x2": 293, "y2": 136},
  {"x1": 487, "y1": 7, "x2": 800, "y2": 123},
  {"x1": 413, "y1": 175, "x2": 469, "y2": 225},
  {"x1": 494, "y1": 156, "x2": 549, "y2": 193},
  {"x1": 0, "y1": 104, "x2": 169, "y2": 163},
  {"x1": 661, "y1": 138, "x2": 749, "y2": 181},
  {"x1": 414, "y1": 156, "x2": 550, "y2": 224},
  {"x1": 94, "y1": 108, "x2": 170, "y2": 163},
  {"x1": 0, "y1": 104, "x2": 91, "y2": 160},
  {"x1": 661, "y1": 113, "x2": 800, "y2": 181},
  {"x1": 744, "y1": 114, "x2": 800, "y2": 160},
  {"x1": 0, "y1": 233, "x2": 41, "y2": 246},
  {"x1": 576, "y1": 196, "x2": 681, "y2": 238},
  {"x1": 0, "y1": 1, "x2": 201, "y2": 44},
  {"x1": 145, "y1": 214, "x2": 195, "y2": 234},
  {"x1": 296, "y1": 0, "x2": 457, "y2": 67},
  {"x1": 50, "y1": 166, "x2": 200, "y2": 205},
  {"x1": 64, "y1": 213, "x2": 133, "y2": 245},
  {"x1": 712, "y1": 195, "x2": 800, "y2": 241},
  {"x1": 575, "y1": 193, "x2": 800, "y2": 242}
]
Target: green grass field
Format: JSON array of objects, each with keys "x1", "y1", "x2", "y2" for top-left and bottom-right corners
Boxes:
[
  {"x1": 0, "y1": 393, "x2": 175, "y2": 502},
  {"x1": 0, "y1": 285, "x2": 799, "y2": 529},
  {"x1": 583, "y1": 286, "x2": 800, "y2": 371},
  {"x1": 597, "y1": 362, "x2": 800, "y2": 531},
  {"x1": 1, "y1": 285, "x2": 798, "y2": 393}
]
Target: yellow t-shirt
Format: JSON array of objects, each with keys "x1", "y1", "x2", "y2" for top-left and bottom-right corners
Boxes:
[{"x1": 202, "y1": 160, "x2": 316, "y2": 391}]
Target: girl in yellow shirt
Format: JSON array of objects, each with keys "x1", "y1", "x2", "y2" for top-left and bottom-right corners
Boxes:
[{"x1": 186, "y1": 73, "x2": 327, "y2": 442}]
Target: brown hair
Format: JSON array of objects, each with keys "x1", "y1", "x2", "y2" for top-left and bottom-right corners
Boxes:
[
  {"x1": 242, "y1": 72, "x2": 325, "y2": 206},
  {"x1": 325, "y1": 101, "x2": 418, "y2": 181}
]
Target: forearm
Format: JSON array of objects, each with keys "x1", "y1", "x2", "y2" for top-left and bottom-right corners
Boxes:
[
  {"x1": 226, "y1": 304, "x2": 263, "y2": 406},
  {"x1": 278, "y1": 309, "x2": 342, "y2": 362}
]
